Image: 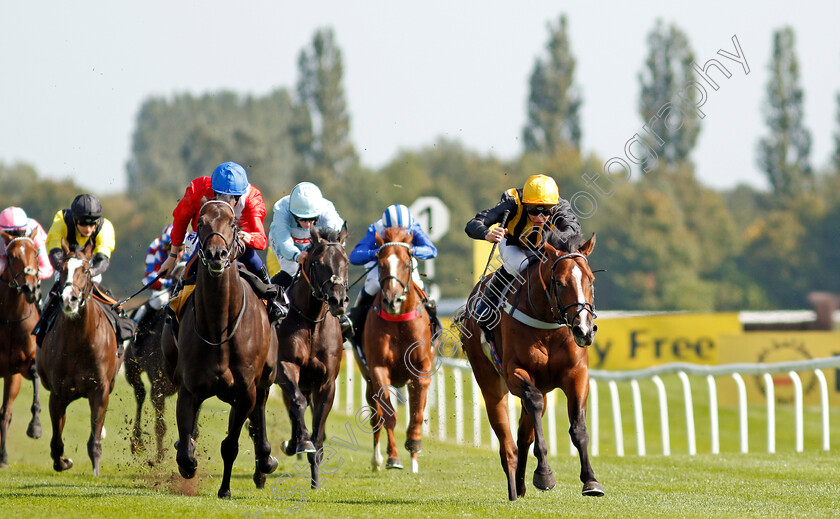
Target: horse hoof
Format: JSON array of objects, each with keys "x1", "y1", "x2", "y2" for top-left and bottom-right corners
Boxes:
[
  {"x1": 178, "y1": 463, "x2": 197, "y2": 479},
  {"x1": 254, "y1": 471, "x2": 267, "y2": 489},
  {"x1": 582, "y1": 480, "x2": 605, "y2": 497},
  {"x1": 0, "y1": 461, "x2": 8, "y2": 469},
  {"x1": 26, "y1": 421, "x2": 42, "y2": 439},
  {"x1": 385, "y1": 457, "x2": 403, "y2": 470},
  {"x1": 533, "y1": 469, "x2": 556, "y2": 491},
  {"x1": 259, "y1": 455, "x2": 279, "y2": 475},
  {"x1": 404, "y1": 438, "x2": 422, "y2": 454},
  {"x1": 53, "y1": 457, "x2": 73, "y2": 472},
  {"x1": 218, "y1": 488, "x2": 231, "y2": 499},
  {"x1": 281, "y1": 440, "x2": 295, "y2": 456},
  {"x1": 296, "y1": 441, "x2": 316, "y2": 454}
]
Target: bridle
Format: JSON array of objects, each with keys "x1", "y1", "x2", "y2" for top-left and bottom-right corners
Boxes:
[
  {"x1": 196, "y1": 201, "x2": 240, "y2": 274},
  {"x1": 62, "y1": 257, "x2": 93, "y2": 308},
  {"x1": 377, "y1": 241, "x2": 413, "y2": 304},
  {"x1": 2, "y1": 237, "x2": 39, "y2": 295},
  {"x1": 536, "y1": 252, "x2": 597, "y2": 328},
  {"x1": 299, "y1": 241, "x2": 348, "y2": 302}
]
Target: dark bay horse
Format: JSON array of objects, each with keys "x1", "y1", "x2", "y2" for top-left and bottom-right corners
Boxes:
[
  {"x1": 460, "y1": 232, "x2": 604, "y2": 500},
  {"x1": 125, "y1": 305, "x2": 177, "y2": 461},
  {"x1": 37, "y1": 239, "x2": 119, "y2": 475},
  {"x1": 162, "y1": 199, "x2": 278, "y2": 499},
  {"x1": 355, "y1": 226, "x2": 433, "y2": 473},
  {"x1": 275, "y1": 225, "x2": 349, "y2": 489},
  {"x1": 0, "y1": 232, "x2": 42, "y2": 468}
]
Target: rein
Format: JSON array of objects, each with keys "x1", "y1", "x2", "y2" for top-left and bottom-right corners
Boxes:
[
  {"x1": 192, "y1": 279, "x2": 248, "y2": 346},
  {"x1": 536, "y1": 252, "x2": 597, "y2": 327}
]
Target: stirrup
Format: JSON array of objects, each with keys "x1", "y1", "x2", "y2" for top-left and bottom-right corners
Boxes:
[{"x1": 339, "y1": 314, "x2": 354, "y2": 337}]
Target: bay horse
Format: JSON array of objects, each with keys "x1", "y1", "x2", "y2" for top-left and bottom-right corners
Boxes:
[
  {"x1": 459, "y1": 231, "x2": 604, "y2": 500},
  {"x1": 0, "y1": 232, "x2": 43, "y2": 468},
  {"x1": 162, "y1": 199, "x2": 278, "y2": 499},
  {"x1": 125, "y1": 262, "x2": 185, "y2": 461},
  {"x1": 355, "y1": 226, "x2": 433, "y2": 473},
  {"x1": 274, "y1": 225, "x2": 349, "y2": 489},
  {"x1": 37, "y1": 239, "x2": 119, "y2": 475}
]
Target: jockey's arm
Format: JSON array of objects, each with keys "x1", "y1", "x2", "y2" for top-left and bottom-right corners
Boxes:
[
  {"x1": 238, "y1": 188, "x2": 267, "y2": 250},
  {"x1": 89, "y1": 253, "x2": 110, "y2": 277},
  {"x1": 409, "y1": 223, "x2": 437, "y2": 260},
  {"x1": 349, "y1": 225, "x2": 378, "y2": 265},
  {"x1": 465, "y1": 195, "x2": 516, "y2": 242},
  {"x1": 269, "y1": 199, "x2": 301, "y2": 261}
]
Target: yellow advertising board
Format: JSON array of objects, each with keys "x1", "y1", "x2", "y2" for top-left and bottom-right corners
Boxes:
[
  {"x1": 473, "y1": 233, "x2": 502, "y2": 284},
  {"x1": 718, "y1": 332, "x2": 840, "y2": 406},
  {"x1": 588, "y1": 313, "x2": 742, "y2": 370}
]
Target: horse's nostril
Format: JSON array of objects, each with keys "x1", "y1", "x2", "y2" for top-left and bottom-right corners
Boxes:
[
  {"x1": 572, "y1": 325, "x2": 584, "y2": 336},
  {"x1": 592, "y1": 324, "x2": 598, "y2": 333}
]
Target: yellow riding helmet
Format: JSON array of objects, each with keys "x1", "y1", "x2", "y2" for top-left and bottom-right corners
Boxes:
[{"x1": 522, "y1": 175, "x2": 559, "y2": 205}]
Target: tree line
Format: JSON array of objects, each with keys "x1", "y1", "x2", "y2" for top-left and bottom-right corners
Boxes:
[{"x1": 4, "y1": 19, "x2": 840, "y2": 311}]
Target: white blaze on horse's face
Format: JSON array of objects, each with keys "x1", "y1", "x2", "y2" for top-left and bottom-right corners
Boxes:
[
  {"x1": 61, "y1": 258, "x2": 85, "y2": 316},
  {"x1": 571, "y1": 264, "x2": 593, "y2": 336},
  {"x1": 387, "y1": 253, "x2": 400, "y2": 290}
]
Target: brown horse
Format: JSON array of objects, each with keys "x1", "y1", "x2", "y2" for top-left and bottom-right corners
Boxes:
[
  {"x1": 459, "y1": 231, "x2": 604, "y2": 500},
  {"x1": 124, "y1": 305, "x2": 177, "y2": 461},
  {"x1": 355, "y1": 226, "x2": 433, "y2": 473},
  {"x1": 275, "y1": 225, "x2": 349, "y2": 489},
  {"x1": 162, "y1": 199, "x2": 278, "y2": 499},
  {"x1": 0, "y1": 232, "x2": 43, "y2": 468},
  {"x1": 37, "y1": 239, "x2": 119, "y2": 475}
]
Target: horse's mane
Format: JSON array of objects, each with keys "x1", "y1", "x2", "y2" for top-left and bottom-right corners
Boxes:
[
  {"x1": 381, "y1": 226, "x2": 411, "y2": 243},
  {"x1": 545, "y1": 228, "x2": 585, "y2": 253},
  {"x1": 317, "y1": 227, "x2": 344, "y2": 244}
]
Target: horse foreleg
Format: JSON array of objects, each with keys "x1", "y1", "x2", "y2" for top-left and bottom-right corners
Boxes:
[
  {"x1": 26, "y1": 369, "x2": 41, "y2": 439},
  {"x1": 0, "y1": 375, "x2": 22, "y2": 468},
  {"x1": 517, "y1": 381, "x2": 554, "y2": 492},
  {"x1": 514, "y1": 405, "x2": 535, "y2": 498},
  {"x1": 563, "y1": 370, "x2": 604, "y2": 496},
  {"x1": 364, "y1": 382, "x2": 384, "y2": 471},
  {"x1": 87, "y1": 388, "x2": 109, "y2": 476},
  {"x1": 307, "y1": 382, "x2": 336, "y2": 489},
  {"x1": 48, "y1": 393, "x2": 73, "y2": 471},
  {"x1": 150, "y1": 382, "x2": 167, "y2": 463},
  {"x1": 250, "y1": 386, "x2": 278, "y2": 489},
  {"x1": 405, "y1": 377, "x2": 430, "y2": 473},
  {"x1": 124, "y1": 357, "x2": 146, "y2": 454},
  {"x1": 175, "y1": 387, "x2": 200, "y2": 479},
  {"x1": 218, "y1": 389, "x2": 256, "y2": 499},
  {"x1": 368, "y1": 368, "x2": 401, "y2": 470},
  {"x1": 276, "y1": 362, "x2": 314, "y2": 455}
]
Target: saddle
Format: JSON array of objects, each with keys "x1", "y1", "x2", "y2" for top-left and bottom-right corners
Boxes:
[{"x1": 91, "y1": 284, "x2": 138, "y2": 343}]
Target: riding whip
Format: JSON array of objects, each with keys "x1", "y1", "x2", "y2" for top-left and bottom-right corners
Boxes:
[
  {"x1": 480, "y1": 210, "x2": 510, "y2": 281},
  {"x1": 112, "y1": 270, "x2": 167, "y2": 310}
]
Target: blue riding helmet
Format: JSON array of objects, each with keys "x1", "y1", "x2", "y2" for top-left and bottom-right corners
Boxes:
[
  {"x1": 382, "y1": 204, "x2": 414, "y2": 229},
  {"x1": 211, "y1": 162, "x2": 249, "y2": 196}
]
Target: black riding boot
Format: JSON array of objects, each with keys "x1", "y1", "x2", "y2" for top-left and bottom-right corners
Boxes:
[
  {"x1": 348, "y1": 290, "x2": 376, "y2": 346},
  {"x1": 425, "y1": 299, "x2": 443, "y2": 340},
  {"x1": 257, "y1": 266, "x2": 288, "y2": 323},
  {"x1": 32, "y1": 287, "x2": 61, "y2": 348},
  {"x1": 472, "y1": 268, "x2": 515, "y2": 329}
]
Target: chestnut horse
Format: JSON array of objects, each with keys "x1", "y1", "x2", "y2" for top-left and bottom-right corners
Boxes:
[
  {"x1": 162, "y1": 199, "x2": 279, "y2": 498},
  {"x1": 0, "y1": 232, "x2": 43, "y2": 468},
  {"x1": 459, "y1": 231, "x2": 604, "y2": 500},
  {"x1": 275, "y1": 225, "x2": 349, "y2": 489},
  {"x1": 37, "y1": 239, "x2": 119, "y2": 475},
  {"x1": 355, "y1": 226, "x2": 433, "y2": 473}
]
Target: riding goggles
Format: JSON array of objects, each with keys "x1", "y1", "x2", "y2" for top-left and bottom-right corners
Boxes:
[{"x1": 526, "y1": 205, "x2": 552, "y2": 216}]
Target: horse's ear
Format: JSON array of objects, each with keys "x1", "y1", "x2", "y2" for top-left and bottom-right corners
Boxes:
[
  {"x1": 375, "y1": 232, "x2": 384, "y2": 247},
  {"x1": 578, "y1": 233, "x2": 596, "y2": 257},
  {"x1": 338, "y1": 222, "x2": 348, "y2": 245},
  {"x1": 82, "y1": 237, "x2": 95, "y2": 257},
  {"x1": 200, "y1": 196, "x2": 208, "y2": 206},
  {"x1": 0, "y1": 230, "x2": 11, "y2": 244},
  {"x1": 310, "y1": 226, "x2": 321, "y2": 245},
  {"x1": 61, "y1": 238, "x2": 70, "y2": 256}
]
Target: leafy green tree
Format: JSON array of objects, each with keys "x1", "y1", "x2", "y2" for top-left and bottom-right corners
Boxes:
[
  {"x1": 523, "y1": 14, "x2": 582, "y2": 153},
  {"x1": 295, "y1": 28, "x2": 358, "y2": 186},
  {"x1": 638, "y1": 20, "x2": 701, "y2": 168},
  {"x1": 757, "y1": 27, "x2": 812, "y2": 200}
]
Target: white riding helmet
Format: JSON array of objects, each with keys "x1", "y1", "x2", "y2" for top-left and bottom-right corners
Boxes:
[{"x1": 289, "y1": 182, "x2": 325, "y2": 219}]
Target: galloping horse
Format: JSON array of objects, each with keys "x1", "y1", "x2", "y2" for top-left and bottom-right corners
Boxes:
[
  {"x1": 355, "y1": 226, "x2": 433, "y2": 473},
  {"x1": 0, "y1": 232, "x2": 42, "y2": 468},
  {"x1": 275, "y1": 225, "x2": 349, "y2": 489},
  {"x1": 37, "y1": 239, "x2": 119, "y2": 475},
  {"x1": 162, "y1": 199, "x2": 278, "y2": 498},
  {"x1": 459, "y1": 231, "x2": 604, "y2": 500}
]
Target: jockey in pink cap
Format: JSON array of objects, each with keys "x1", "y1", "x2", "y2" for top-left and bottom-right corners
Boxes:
[{"x1": 0, "y1": 206, "x2": 53, "y2": 280}]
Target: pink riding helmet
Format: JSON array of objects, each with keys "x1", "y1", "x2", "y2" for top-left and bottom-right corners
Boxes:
[{"x1": 0, "y1": 206, "x2": 28, "y2": 231}]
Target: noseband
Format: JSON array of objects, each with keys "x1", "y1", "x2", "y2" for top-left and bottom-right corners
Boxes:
[
  {"x1": 377, "y1": 241, "x2": 413, "y2": 302},
  {"x1": 2, "y1": 237, "x2": 39, "y2": 294},
  {"x1": 538, "y1": 252, "x2": 597, "y2": 327}
]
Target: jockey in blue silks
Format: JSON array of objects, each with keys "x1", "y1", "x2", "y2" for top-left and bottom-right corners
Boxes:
[{"x1": 348, "y1": 204, "x2": 441, "y2": 347}]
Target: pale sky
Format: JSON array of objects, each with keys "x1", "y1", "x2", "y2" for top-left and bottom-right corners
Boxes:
[{"x1": 2, "y1": 1, "x2": 839, "y2": 194}]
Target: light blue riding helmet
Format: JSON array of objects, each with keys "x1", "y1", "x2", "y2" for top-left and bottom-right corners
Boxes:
[
  {"x1": 382, "y1": 204, "x2": 414, "y2": 228},
  {"x1": 210, "y1": 162, "x2": 249, "y2": 196},
  {"x1": 289, "y1": 182, "x2": 325, "y2": 219}
]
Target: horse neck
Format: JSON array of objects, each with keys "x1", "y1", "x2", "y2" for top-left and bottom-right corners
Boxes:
[
  {"x1": 291, "y1": 275, "x2": 326, "y2": 321},
  {"x1": 0, "y1": 282, "x2": 30, "y2": 319},
  {"x1": 195, "y1": 265, "x2": 242, "y2": 331},
  {"x1": 518, "y1": 263, "x2": 554, "y2": 319}
]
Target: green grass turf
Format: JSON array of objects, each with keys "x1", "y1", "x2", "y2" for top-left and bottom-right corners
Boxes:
[{"x1": 1, "y1": 370, "x2": 839, "y2": 518}]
